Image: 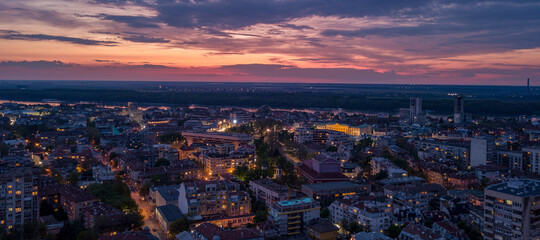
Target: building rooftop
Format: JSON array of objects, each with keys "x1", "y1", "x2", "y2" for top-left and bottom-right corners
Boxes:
[
  {"x1": 271, "y1": 197, "x2": 320, "y2": 213},
  {"x1": 157, "y1": 205, "x2": 184, "y2": 223},
  {"x1": 152, "y1": 185, "x2": 181, "y2": 202},
  {"x1": 307, "y1": 219, "x2": 339, "y2": 233},
  {"x1": 249, "y1": 178, "x2": 289, "y2": 194},
  {"x1": 303, "y1": 181, "x2": 361, "y2": 192},
  {"x1": 486, "y1": 179, "x2": 540, "y2": 197}
]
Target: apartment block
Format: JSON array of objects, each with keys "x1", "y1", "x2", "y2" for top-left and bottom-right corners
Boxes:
[
  {"x1": 0, "y1": 161, "x2": 40, "y2": 232},
  {"x1": 484, "y1": 179, "x2": 540, "y2": 240},
  {"x1": 178, "y1": 180, "x2": 253, "y2": 228},
  {"x1": 268, "y1": 198, "x2": 320, "y2": 237}
]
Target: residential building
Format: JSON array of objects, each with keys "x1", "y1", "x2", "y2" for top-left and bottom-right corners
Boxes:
[
  {"x1": 370, "y1": 157, "x2": 407, "y2": 178},
  {"x1": 398, "y1": 223, "x2": 444, "y2": 240},
  {"x1": 201, "y1": 152, "x2": 249, "y2": 176},
  {"x1": 351, "y1": 232, "x2": 392, "y2": 240},
  {"x1": 0, "y1": 161, "x2": 40, "y2": 232},
  {"x1": 92, "y1": 165, "x2": 115, "y2": 183},
  {"x1": 268, "y1": 198, "x2": 320, "y2": 237},
  {"x1": 523, "y1": 146, "x2": 540, "y2": 174},
  {"x1": 495, "y1": 150, "x2": 523, "y2": 171},
  {"x1": 473, "y1": 164, "x2": 510, "y2": 184},
  {"x1": 306, "y1": 219, "x2": 339, "y2": 240},
  {"x1": 150, "y1": 185, "x2": 180, "y2": 207},
  {"x1": 470, "y1": 137, "x2": 495, "y2": 167},
  {"x1": 156, "y1": 204, "x2": 184, "y2": 233},
  {"x1": 301, "y1": 181, "x2": 370, "y2": 206},
  {"x1": 59, "y1": 187, "x2": 98, "y2": 221},
  {"x1": 192, "y1": 223, "x2": 263, "y2": 240},
  {"x1": 415, "y1": 139, "x2": 470, "y2": 168},
  {"x1": 328, "y1": 197, "x2": 391, "y2": 233},
  {"x1": 249, "y1": 179, "x2": 293, "y2": 206},
  {"x1": 177, "y1": 180, "x2": 253, "y2": 228},
  {"x1": 484, "y1": 179, "x2": 540, "y2": 240},
  {"x1": 384, "y1": 183, "x2": 447, "y2": 211},
  {"x1": 82, "y1": 202, "x2": 125, "y2": 230},
  {"x1": 183, "y1": 131, "x2": 253, "y2": 149},
  {"x1": 432, "y1": 220, "x2": 467, "y2": 240}
]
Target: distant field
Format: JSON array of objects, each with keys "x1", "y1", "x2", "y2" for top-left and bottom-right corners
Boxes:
[{"x1": 1, "y1": 88, "x2": 539, "y2": 116}]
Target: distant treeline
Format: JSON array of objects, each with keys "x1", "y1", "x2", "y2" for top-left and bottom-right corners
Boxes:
[{"x1": 0, "y1": 89, "x2": 539, "y2": 116}]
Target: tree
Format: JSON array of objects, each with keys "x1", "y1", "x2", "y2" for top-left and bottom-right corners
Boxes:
[
  {"x1": 387, "y1": 225, "x2": 403, "y2": 238},
  {"x1": 88, "y1": 180, "x2": 138, "y2": 212},
  {"x1": 139, "y1": 183, "x2": 150, "y2": 197},
  {"x1": 320, "y1": 207, "x2": 330, "y2": 218},
  {"x1": 169, "y1": 218, "x2": 190, "y2": 236},
  {"x1": 159, "y1": 133, "x2": 184, "y2": 144},
  {"x1": 374, "y1": 170, "x2": 388, "y2": 180},
  {"x1": 66, "y1": 172, "x2": 80, "y2": 185},
  {"x1": 326, "y1": 146, "x2": 338, "y2": 152},
  {"x1": 76, "y1": 230, "x2": 99, "y2": 240},
  {"x1": 347, "y1": 222, "x2": 362, "y2": 234},
  {"x1": 154, "y1": 158, "x2": 170, "y2": 167},
  {"x1": 233, "y1": 165, "x2": 250, "y2": 182},
  {"x1": 254, "y1": 210, "x2": 267, "y2": 223}
]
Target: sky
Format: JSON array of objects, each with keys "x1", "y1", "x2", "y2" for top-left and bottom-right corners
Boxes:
[{"x1": 0, "y1": 0, "x2": 539, "y2": 85}]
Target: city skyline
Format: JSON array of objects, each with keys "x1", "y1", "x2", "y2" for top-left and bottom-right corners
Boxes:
[{"x1": 1, "y1": 0, "x2": 540, "y2": 85}]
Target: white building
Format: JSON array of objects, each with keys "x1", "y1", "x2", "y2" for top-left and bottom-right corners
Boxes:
[
  {"x1": 523, "y1": 146, "x2": 540, "y2": 174},
  {"x1": 370, "y1": 157, "x2": 407, "y2": 178},
  {"x1": 92, "y1": 165, "x2": 115, "y2": 182},
  {"x1": 470, "y1": 137, "x2": 495, "y2": 167},
  {"x1": 329, "y1": 197, "x2": 391, "y2": 233}
]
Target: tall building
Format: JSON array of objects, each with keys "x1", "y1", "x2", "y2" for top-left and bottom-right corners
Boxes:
[
  {"x1": 268, "y1": 198, "x2": 320, "y2": 237},
  {"x1": 0, "y1": 159, "x2": 40, "y2": 232},
  {"x1": 523, "y1": 146, "x2": 540, "y2": 174},
  {"x1": 409, "y1": 97, "x2": 425, "y2": 124},
  {"x1": 484, "y1": 179, "x2": 540, "y2": 240},
  {"x1": 454, "y1": 95, "x2": 465, "y2": 124},
  {"x1": 470, "y1": 137, "x2": 495, "y2": 167}
]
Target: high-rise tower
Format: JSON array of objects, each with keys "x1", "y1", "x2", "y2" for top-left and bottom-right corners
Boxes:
[{"x1": 454, "y1": 95, "x2": 465, "y2": 124}]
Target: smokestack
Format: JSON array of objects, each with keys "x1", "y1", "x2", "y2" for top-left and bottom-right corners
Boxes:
[{"x1": 528, "y1": 78, "x2": 531, "y2": 96}]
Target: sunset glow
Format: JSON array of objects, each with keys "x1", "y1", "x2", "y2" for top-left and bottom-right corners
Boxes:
[{"x1": 1, "y1": 0, "x2": 539, "y2": 85}]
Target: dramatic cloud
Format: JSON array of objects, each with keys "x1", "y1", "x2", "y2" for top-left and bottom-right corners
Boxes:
[
  {"x1": 97, "y1": 14, "x2": 161, "y2": 28},
  {"x1": 0, "y1": 31, "x2": 117, "y2": 46},
  {"x1": 0, "y1": 60, "x2": 78, "y2": 69},
  {"x1": 121, "y1": 34, "x2": 170, "y2": 43},
  {"x1": 0, "y1": 0, "x2": 539, "y2": 85}
]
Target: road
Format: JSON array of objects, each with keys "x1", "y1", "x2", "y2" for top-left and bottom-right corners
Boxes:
[
  {"x1": 131, "y1": 191, "x2": 168, "y2": 240},
  {"x1": 278, "y1": 142, "x2": 301, "y2": 164}
]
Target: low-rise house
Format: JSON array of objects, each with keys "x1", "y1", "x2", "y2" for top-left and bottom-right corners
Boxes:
[
  {"x1": 60, "y1": 187, "x2": 98, "y2": 221},
  {"x1": 82, "y1": 202, "x2": 125, "y2": 230},
  {"x1": 398, "y1": 223, "x2": 444, "y2": 240},
  {"x1": 306, "y1": 219, "x2": 339, "y2": 240},
  {"x1": 384, "y1": 183, "x2": 447, "y2": 211},
  {"x1": 249, "y1": 178, "x2": 293, "y2": 206},
  {"x1": 302, "y1": 181, "x2": 370, "y2": 206},
  {"x1": 433, "y1": 221, "x2": 468, "y2": 240},
  {"x1": 192, "y1": 223, "x2": 263, "y2": 240}
]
